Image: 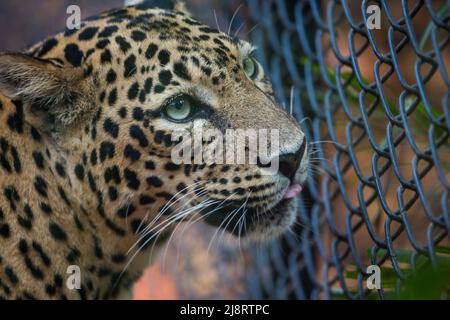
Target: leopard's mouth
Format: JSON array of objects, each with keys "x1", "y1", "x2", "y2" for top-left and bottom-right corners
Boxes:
[{"x1": 200, "y1": 183, "x2": 301, "y2": 242}]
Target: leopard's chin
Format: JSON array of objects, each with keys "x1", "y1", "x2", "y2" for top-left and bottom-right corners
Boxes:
[
  {"x1": 241, "y1": 197, "x2": 298, "y2": 243},
  {"x1": 200, "y1": 196, "x2": 298, "y2": 243}
]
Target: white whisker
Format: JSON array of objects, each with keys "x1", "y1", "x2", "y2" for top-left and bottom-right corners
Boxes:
[
  {"x1": 213, "y1": 9, "x2": 221, "y2": 33},
  {"x1": 289, "y1": 86, "x2": 295, "y2": 116},
  {"x1": 244, "y1": 23, "x2": 260, "y2": 36},
  {"x1": 115, "y1": 199, "x2": 219, "y2": 291},
  {"x1": 308, "y1": 140, "x2": 345, "y2": 149},
  {"x1": 233, "y1": 20, "x2": 246, "y2": 38},
  {"x1": 228, "y1": 4, "x2": 243, "y2": 36},
  {"x1": 138, "y1": 181, "x2": 205, "y2": 237},
  {"x1": 206, "y1": 192, "x2": 240, "y2": 255}
]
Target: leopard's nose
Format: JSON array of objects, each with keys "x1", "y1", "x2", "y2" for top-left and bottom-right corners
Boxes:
[{"x1": 278, "y1": 139, "x2": 307, "y2": 181}]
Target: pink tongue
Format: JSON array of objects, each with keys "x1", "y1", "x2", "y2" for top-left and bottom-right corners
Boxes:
[{"x1": 283, "y1": 183, "x2": 302, "y2": 199}]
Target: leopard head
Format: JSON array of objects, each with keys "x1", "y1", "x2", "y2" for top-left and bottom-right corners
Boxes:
[{"x1": 0, "y1": 0, "x2": 308, "y2": 249}]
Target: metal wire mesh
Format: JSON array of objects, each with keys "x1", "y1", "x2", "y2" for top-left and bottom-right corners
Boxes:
[{"x1": 212, "y1": 0, "x2": 450, "y2": 299}]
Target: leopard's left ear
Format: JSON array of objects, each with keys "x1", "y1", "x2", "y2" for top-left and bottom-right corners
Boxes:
[
  {"x1": 125, "y1": 0, "x2": 191, "y2": 16},
  {"x1": 0, "y1": 53, "x2": 95, "y2": 133}
]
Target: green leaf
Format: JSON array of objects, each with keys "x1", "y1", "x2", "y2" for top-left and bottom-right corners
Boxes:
[
  {"x1": 419, "y1": 3, "x2": 450, "y2": 51},
  {"x1": 436, "y1": 246, "x2": 450, "y2": 255}
]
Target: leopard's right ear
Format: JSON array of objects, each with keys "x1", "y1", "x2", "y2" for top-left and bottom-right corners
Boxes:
[{"x1": 0, "y1": 53, "x2": 95, "y2": 133}]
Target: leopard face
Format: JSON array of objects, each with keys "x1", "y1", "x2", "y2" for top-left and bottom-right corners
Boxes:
[{"x1": 0, "y1": 0, "x2": 308, "y2": 299}]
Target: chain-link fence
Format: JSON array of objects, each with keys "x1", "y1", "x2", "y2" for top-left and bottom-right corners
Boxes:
[{"x1": 209, "y1": 0, "x2": 450, "y2": 300}]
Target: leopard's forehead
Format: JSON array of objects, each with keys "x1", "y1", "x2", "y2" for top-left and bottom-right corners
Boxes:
[{"x1": 30, "y1": 6, "x2": 253, "y2": 77}]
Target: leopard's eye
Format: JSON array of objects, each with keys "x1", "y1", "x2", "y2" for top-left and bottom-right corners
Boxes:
[
  {"x1": 163, "y1": 95, "x2": 193, "y2": 122},
  {"x1": 243, "y1": 57, "x2": 263, "y2": 80}
]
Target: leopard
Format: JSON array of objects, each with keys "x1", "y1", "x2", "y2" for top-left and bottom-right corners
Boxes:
[{"x1": 0, "y1": 0, "x2": 309, "y2": 299}]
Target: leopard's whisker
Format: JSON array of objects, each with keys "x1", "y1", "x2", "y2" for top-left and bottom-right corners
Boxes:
[
  {"x1": 146, "y1": 191, "x2": 210, "y2": 268},
  {"x1": 158, "y1": 189, "x2": 212, "y2": 272},
  {"x1": 164, "y1": 206, "x2": 201, "y2": 275},
  {"x1": 159, "y1": 211, "x2": 193, "y2": 273},
  {"x1": 228, "y1": 4, "x2": 243, "y2": 36},
  {"x1": 116, "y1": 199, "x2": 219, "y2": 291},
  {"x1": 217, "y1": 192, "x2": 249, "y2": 248},
  {"x1": 243, "y1": 22, "x2": 260, "y2": 36},
  {"x1": 233, "y1": 20, "x2": 246, "y2": 38},
  {"x1": 211, "y1": 207, "x2": 240, "y2": 253},
  {"x1": 205, "y1": 191, "x2": 240, "y2": 256},
  {"x1": 173, "y1": 191, "x2": 239, "y2": 267},
  {"x1": 157, "y1": 180, "x2": 205, "y2": 217},
  {"x1": 237, "y1": 208, "x2": 247, "y2": 257},
  {"x1": 230, "y1": 192, "x2": 251, "y2": 257},
  {"x1": 124, "y1": 192, "x2": 135, "y2": 233},
  {"x1": 299, "y1": 117, "x2": 313, "y2": 127},
  {"x1": 138, "y1": 181, "x2": 206, "y2": 237},
  {"x1": 129, "y1": 187, "x2": 208, "y2": 254},
  {"x1": 289, "y1": 86, "x2": 295, "y2": 116},
  {"x1": 147, "y1": 186, "x2": 208, "y2": 264},
  {"x1": 144, "y1": 180, "x2": 205, "y2": 226},
  {"x1": 139, "y1": 196, "x2": 217, "y2": 247},
  {"x1": 213, "y1": 9, "x2": 221, "y2": 33},
  {"x1": 142, "y1": 198, "x2": 218, "y2": 256},
  {"x1": 308, "y1": 140, "x2": 345, "y2": 148}
]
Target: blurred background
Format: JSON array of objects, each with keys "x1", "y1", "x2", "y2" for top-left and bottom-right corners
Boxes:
[{"x1": 0, "y1": 0, "x2": 449, "y2": 299}]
